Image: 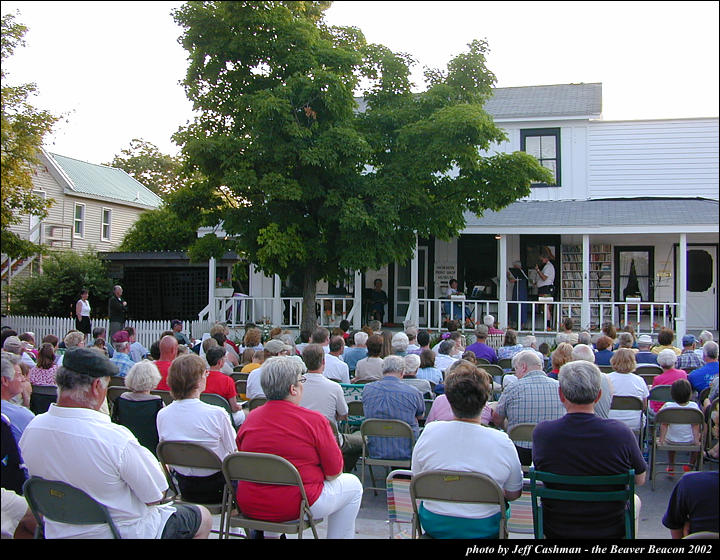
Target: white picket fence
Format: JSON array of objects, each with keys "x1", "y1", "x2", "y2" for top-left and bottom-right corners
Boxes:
[{"x1": 1, "y1": 315, "x2": 212, "y2": 350}]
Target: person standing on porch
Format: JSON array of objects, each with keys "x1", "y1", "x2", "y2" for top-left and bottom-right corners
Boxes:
[
  {"x1": 535, "y1": 251, "x2": 556, "y2": 297},
  {"x1": 108, "y1": 285, "x2": 128, "y2": 339},
  {"x1": 75, "y1": 289, "x2": 92, "y2": 342}
]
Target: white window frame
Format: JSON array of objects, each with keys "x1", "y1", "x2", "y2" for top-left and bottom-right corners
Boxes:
[
  {"x1": 101, "y1": 207, "x2": 112, "y2": 241},
  {"x1": 73, "y1": 202, "x2": 85, "y2": 238}
]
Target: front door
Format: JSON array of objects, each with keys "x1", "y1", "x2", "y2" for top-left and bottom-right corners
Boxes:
[
  {"x1": 395, "y1": 246, "x2": 428, "y2": 325},
  {"x1": 683, "y1": 246, "x2": 717, "y2": 330}
]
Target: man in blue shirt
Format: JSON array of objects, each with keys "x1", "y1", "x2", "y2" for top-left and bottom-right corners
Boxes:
[
  {"x1": 635, "y1": 334, "x2": 658, "y2": 364},
  {"x1": 109, "y1": 331, "x2": 135, "y2": 377},
  {"x1": 1, "y1": 352, "x2": 35, "y2": 445},
  {"x1": 362, "y1": 355, "x2": 424, "y2": 460},
  {"x1": 688, "y1": 341, "x2": 719, "y2": 393}
]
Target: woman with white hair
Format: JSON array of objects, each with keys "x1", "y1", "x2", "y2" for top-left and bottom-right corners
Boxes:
[
  {"x1": 401, "y1": 353, "x2": 433, "y2": 397},
  {"x1": 236, "y1": 356, "x2": 363, "y2": 539},
  {"x1": 391, "y1": 332, "x2": 409, "y2": 356},
  {"x1": 483, "y1": 315, "x2": 504, "y2": 335},
  {"x1": 649, "y1": 349, "x2": 688, "y2": 415},
  {"x1": 343, "y1": 331, "x2": 368, "y2": 372},
  {"x1": 111, "y1": 360, "x2": 164, "y2": 454}
]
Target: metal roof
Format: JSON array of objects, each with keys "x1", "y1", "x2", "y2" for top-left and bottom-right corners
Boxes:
[
  {"x1": 462, "y1": 198, "x2": 719, "y2": 233},
  {"x1": 48, "y1": 152, "x2": 162, "y2": 208},
  {"x1": 355, "y1": 83, "x2": 602, "y2": 119}
]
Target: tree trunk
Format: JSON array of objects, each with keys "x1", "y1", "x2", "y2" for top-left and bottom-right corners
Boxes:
[{"x1": 301, "y1": 265, "x2": 318, "y2": 333}]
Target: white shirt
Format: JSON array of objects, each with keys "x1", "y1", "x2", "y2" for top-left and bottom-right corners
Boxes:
[
  {"x1": 19, "y1": 404, "x2": 174, "y2": 539},
  {"x1": 660, "y1": 401, "x2": 701, "y2": 443},
  {"x1": 537, "y1": 261, "x2": 555, "y2": 288},
  {"x1": 77, "y1": 298, "x2": 91, "y2": 317},
  {"x1": 411, "y1": 420, "x2": 523, "y2": 519},
  {"x1": 434, "y1": 353, "x2": 457, "y2": 372},
  {"x1": 300, "y1": 373, "x2": 348, "y2": 424},
  {"x1": 607, "y1": 371, "x2": 649, "y2": 430},
  {"x1": 324, "y1": 353, "x2": 350, "y2": 384},
  {"x1": 246, "y1": 365, "x2": 266, "y2": 399},
  {"x1": 156, "y1": 398, "x2": 237, "y2": 477}
]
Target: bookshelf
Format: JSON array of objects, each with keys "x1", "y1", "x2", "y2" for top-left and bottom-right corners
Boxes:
[{"x1": 560, "y1": 244, "x2": 613, "y2": 327}]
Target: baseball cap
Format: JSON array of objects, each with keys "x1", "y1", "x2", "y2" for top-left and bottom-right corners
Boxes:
[
  {"x1": 264, "y1": 339, "x2": 292, "y2": 355},
  {"x1": 682, "y1": 334, "x2": 697, "y2": 347},
  {"x1": 62, "y1": 348, "x2": 119, "y2": 378},
  {"x1": 111, "y1": 330, "x2": 130, "y2": 344}
]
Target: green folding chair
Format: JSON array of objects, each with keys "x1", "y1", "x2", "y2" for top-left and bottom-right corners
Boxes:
[
  {"x1": 529, "y1": 467, "x2": 636, "y2": 539},
  {"x1": 199, "y1": 392, "x2": 237, "y2": 429},
  {"x1": 23, "y1": 477, "x2": 122, "y2": 539}
]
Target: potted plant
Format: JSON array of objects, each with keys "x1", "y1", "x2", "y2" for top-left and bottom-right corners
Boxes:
[{"x1": 215, "y1": 279, "x2": 234, "y2": 298}]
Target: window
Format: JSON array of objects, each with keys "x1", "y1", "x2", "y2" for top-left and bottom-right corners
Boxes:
[
  {"x1": 101, "y1": 208, "x2": 112, "y2": 241},
  {"x1": 521, "y1": 128, "x2": 560, "y2": 186},
  {"x1": 74, "y1": 203, "x2": 85, "y2": 238},
  {"x1": 615, "y1": 247, "x2": 655, "y2": 302}
]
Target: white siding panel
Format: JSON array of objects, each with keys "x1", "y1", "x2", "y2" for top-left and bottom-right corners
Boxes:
[{"x1": 588, "y1": 119, "x2": 719, "y2": 199}]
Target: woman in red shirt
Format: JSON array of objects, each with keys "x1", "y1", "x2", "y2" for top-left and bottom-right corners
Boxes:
[{"x1": 235, "y1": 356, "x2": 363, "y2": 538}]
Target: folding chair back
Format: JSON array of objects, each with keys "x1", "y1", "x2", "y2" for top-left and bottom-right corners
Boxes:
[
  {"x1": 111, "y1": 396, "x2": 163, "y2": 455},
  {"x1": 235, "y1": 379, "x2": 247, "y2": 398},
  {"x1": 150, "y1": 390, "x2": 174, "y2": 406},
  {"x1": 528, "y1": 468, "x2": 636, "y2": 539},
  {"x1": 106, "y1": 386, "x2": 130, "y2": 414},
  {"x1": 497, "y1": 358, "x2": 513, "y2": 371},
  {"x1": 610, "y1": 395, "x2": 644, "y2": 411},
  {"x1": 231, "y1": 372, "x2": 250, "y2": 383},
  {"x1": 649, "y1": 384, "x2": 673, "y2": 403},
  {"x1": 386, "y1": 470, "x2": 414, "y2": 538},
  {"x1": 650, "y1": 407, "x2": 705, "y2": 490},
  {"x1": 360, "y1": 419, "x2": 415, "y2": 494},
  {"x1": 409, "y1": 470, "x2": 508, "y2": 539},
  {"x1": 598, "y1": 365, "x2": 614, "y2": 374},
  {"x1": 508, "y1": 423, "x2": 536, "y2": 473},
  {"x1": 476, "y1": 358, "x2": 491, "y2": 365},
  {"x1": 220, "y1": 452, "x2": 320, "y2": 539},
  {"x1": 638, "y1": 372, "x2": 658, "y2": 386},
  {"x1": 247, "y1": 397, "x2": 267, "y2": 411},
  {"x1": 22, "y1": 477, "x2": 122, "y2": 539},
  {"x1": 199, "y1": 393, "x2": 236, "y2": 428},
  {"x1": 635, "y1": 364, "x2": 663, "y2": 376},
  {"x1": 480, "y1": 364, "x2": 504, "y2": 379},
  {"x1": 108, "y1": 376, "x2": 126, "y2": 388}
]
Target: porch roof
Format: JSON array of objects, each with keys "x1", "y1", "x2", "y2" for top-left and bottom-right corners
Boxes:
[{"x1": 462, "y1": 197, "x2": 719, "y2": 235}]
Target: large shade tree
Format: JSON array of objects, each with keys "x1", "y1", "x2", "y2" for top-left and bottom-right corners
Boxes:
[
  {"x1": 1, "y1": 13, "x2": 58, "y2": 259},
  {"x1": 171, "y1": 1, "x2": 552, "y2": 331}
]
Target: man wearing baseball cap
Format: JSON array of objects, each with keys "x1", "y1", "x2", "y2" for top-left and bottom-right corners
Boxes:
[
  {"x1": 676, "y1": 334, "x2": 704, "y2": 371},
  {"x1": 245, "y1": 338, "x2": 292, "y2": 399},
  {"x1": 635, "y1": 334, "x2": 658, "y2": 365},
  {"x1": 19, "y1": 348, "x2": 211, "y2": 539},
  {"x1": 109, "y1": 330, "x2": 135, "y2": 377}
]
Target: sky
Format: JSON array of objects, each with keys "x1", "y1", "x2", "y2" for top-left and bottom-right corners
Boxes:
[{"x1": 2, "y1": 1, "x2": 718, "y2": 165}]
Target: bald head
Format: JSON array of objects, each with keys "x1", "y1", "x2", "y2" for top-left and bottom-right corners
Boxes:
[{"x1": 159, "y1": 335, "x2": 179, "y2": 361}]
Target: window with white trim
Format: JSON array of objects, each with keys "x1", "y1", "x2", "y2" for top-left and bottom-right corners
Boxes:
[
  {"x1": 74, "y1": 203, "x2": 85, "y2": 238},
  {"x1": 101, "y1": 208, "x2": 112, "y2": 241},
  {"x1": 521, "y1": 128, "x2": 560, "y2": 186}
]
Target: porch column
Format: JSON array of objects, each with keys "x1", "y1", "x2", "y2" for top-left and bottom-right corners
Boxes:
[
  {"x1": 409, "y1": 235, "x2": 419, "y2": 327},
  {"x1": 581, "y1": 234, "x2": 590, "y2": 331},
  {"x1": 272, "y1": 274, "x2": 283, "y2": 326},
  {"x1": 353, "y1": 270, "x2": 362, "y2": 330},
  {"x1": 676, "y1": 233, "x2": 687, "y2": 342},
  {"x1": 498, "y1": 235, "x2": 508, "y2": 329},
  {"x1": 208, "y1": 256, "x2": 216, "y2": 324}
]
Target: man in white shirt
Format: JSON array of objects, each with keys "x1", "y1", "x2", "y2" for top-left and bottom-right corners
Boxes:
[
  {"x1": 18, "y1": 348, "x2": 211, "y2": 539},
  {"x1": 324, "y1": 336, "x2": 350, "y2": 384},
  {"x1": 535, "y1": 254, "x2": 556, "y2": 297}
]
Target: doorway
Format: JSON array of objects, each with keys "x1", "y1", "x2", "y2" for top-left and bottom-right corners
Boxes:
[
  {"x1": 679, "y1": 245, "x2": 718, "y2": 330},
  {"x1": 394, "y1": 246, "x2": 428, "y2": 324}
]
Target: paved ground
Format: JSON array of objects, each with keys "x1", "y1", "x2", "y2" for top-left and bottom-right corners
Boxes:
[{"x1": 210, "y1": 449, "x2": 718, "y2": 540}]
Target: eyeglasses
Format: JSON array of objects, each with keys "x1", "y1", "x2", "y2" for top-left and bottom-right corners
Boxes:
[{"x1": 297, "y1": 374, "x2": 307, "y2": 384}]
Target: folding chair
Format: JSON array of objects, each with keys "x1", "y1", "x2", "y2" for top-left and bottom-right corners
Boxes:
[
  {"x1": 480, "y1": 364, "x2": 504, "y2": 380},
  {"x1": 199, "y1": 392, "x2": 237, "y2": 429},
  {"x1": 220, "y1": 451, "x2": 322, "y2": 539},
  {"x1": 683, "y1": 531, "x2": 720, "y2": 539},
  {"x1": 476, "y1": 358, "x2": 491, "y2": 365},
  {"x1": 610, "y1": 395, "x2": 646, "y2": 447},
  {"x1": 108, "y1": 376, "x2": 126, "y2": 388},
  {"x1": 360, "y1": 419, "x2": 415, "y2": 495},
  {"x1": 156, "y1": 440, "x2": 226, "y2": 535},
  {"x1": 150, "y1": 389, "x2": 174, "y2": 406},
  {"x1": 635, "y1": 364, "x2": 663, "y2": 376},
  {"x1": 529, "y1": 467, "x2": 636, "y2": 539},
  {"x1": 409, "y1": 470, "x2": 508, "y2": 539},
  {"x1": 598, "y1": 365, "x2": 614, "y2": 374},
  {"x1": 497, "y1": 358, "x2": 513, "y2": 371},
  {"x1": 638, "y1": 372, "x2": 658, "y2": 386},
  {"x1": 247, "y1": 397, "x2": 267, "y2": 411},
  {"x1": 650, "y1": 407, "x2": 705, "y2": 490},
  {"x1": 507, "y1": 423, "x2": 536, "y2": 474},
  {"x1": 386, "y1": 469, "x2": 414, "y2": 538},
  {"x1": 231, "y1": 372, "x2": 250, "y2": 383},
  {"x1": 106, "y1": 386, "x2": 130, "y2": 415},
  {"x1": 23, "y1": 477, "x2": 122, "y2": 539},
  {"x1": 340, "y1": 400, "x2": 364, "y2": 434}
]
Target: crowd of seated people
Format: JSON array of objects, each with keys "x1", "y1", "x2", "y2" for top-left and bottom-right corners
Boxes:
[{"x1": 1, "y1": 319, "x2": 718, "y2": 540}]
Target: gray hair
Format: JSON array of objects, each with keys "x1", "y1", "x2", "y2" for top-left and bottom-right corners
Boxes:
[
  {"x1": 278, "y1": 333, "x2": 297, "y2": 354},
  {"x1": 2, "y1": 336, "x2": 23, "y2": 355},
  {"x1": 558, "y1": 361, "x2": 602, "y2": 405},
  {"x1": 657, "y1": 349, "x2": 678, "y2": 369},
  {"x1": 403, "y1": 353, "x2": 421, "y2": 375},
  {"x1": 125, "y1": 360, "x2": 161, "y2": 392},
  {"x1": 382, "y1": 355, "x2": 405, "y2": 375},
  {"x1": 698, "y1": 330, "x2": 714, "y2": 344},
  {"x1": 391, "y1": 332, "x2": 409, "y2": 353},
  {"x1": 556, "y1": 333, "x2": 569, "y2": 344},
  {"x1": 114, "y1": 341, "x2": 130, "y2": 352},
  {"x1": 354, "y1": 331, "x2": 368, "y2": 346},
  {"x1": 522, "y1": 335, "x2": 537, "y2": 348},
  {"x1": 571, "y1": 344, "x2": 596, "y2": 363},
  {"x1": 64, "y1": 331, "x2": 85, "y2": 349},
  {"x1": 474, "y1": 324, "x2": 489, "y2": 338},
  {"x1": 405, "y1": 326, "x2": 418, "y2": 341},
  {"x1": 438, "y1": 340, "x2": 455, "y2": 356},
  {"x1": 512, "y1": 349, "x2": 543, "y2": 371},
  {"x1": 617, "y1": 332, "x2": 634, "y2": 348},
  {"x1": 260, "y1": 356, "x2": 306, "y2": 400},
  {"x1": 1, "y1": 351, "x2": 21, "y2": 379},
  {"x1": 483, "y1": 315, "x2": 495, "y2": 327},
  {"x1": 577, "y1": 331, "x2": 592, "y2": 346},
  {"x1": 56, "y1": 366, "x2": 110, "y2": 407},
  {"x1": 703, "y1": 341, "x2": 719, "y2": 360}
]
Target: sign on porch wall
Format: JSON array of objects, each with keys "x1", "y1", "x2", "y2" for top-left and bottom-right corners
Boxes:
[{"x1": 434, "y1": 263, "x2": 458, "y2": 295}]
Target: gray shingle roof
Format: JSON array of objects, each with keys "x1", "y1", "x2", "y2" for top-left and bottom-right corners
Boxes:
[
  {"x1": 463, "y1": 198, "x2": 718, "y2": 228},
  {"x1": 48, "y1": 152, "x2": 162, "y2": 208},
  {"x1": 354, "y1": 83, "x2": 602, "y2": 119}
]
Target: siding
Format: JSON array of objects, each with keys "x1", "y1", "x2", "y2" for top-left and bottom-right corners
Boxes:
[{"x1": 587, "y1": 119, "x2": 719, "y2": 199}]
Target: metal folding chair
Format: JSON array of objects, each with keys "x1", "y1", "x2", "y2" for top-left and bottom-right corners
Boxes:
[{"x1": 360, "y1": 419, "x2": 415, "y2": 495}]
